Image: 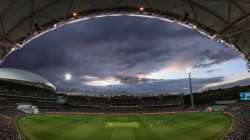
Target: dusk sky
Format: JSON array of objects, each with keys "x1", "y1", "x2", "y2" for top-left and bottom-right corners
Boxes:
[{"x1": 1, "y1": 15, "x2": 250, "y2": 95}]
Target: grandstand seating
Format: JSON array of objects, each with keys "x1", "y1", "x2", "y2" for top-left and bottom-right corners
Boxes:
[
  {"x1": 0, "y1": 80, "x2": 56, "y2": 99},
  {"x1": 225, "y1": 103, "x2": 250, "y2": 140},
  {"x1": 0, "y1": 107, "x2": 24, "y2": 140},
  {"x1": 0, "y1": 117, "x2": 19, "y2": 140}
]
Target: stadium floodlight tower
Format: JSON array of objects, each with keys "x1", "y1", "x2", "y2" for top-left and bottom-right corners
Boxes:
[{"x1": 187, "y1": 67, "x2": 194, "y2": 108}]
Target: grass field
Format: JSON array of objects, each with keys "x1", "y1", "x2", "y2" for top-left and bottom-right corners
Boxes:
[{"x1": 16, "y1": 112, "x2": 233, "y2": 140}]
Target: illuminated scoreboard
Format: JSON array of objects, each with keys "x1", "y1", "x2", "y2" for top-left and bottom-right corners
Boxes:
[{"x1": 240, "y1": 92, "x2": 250, "y2": 101}]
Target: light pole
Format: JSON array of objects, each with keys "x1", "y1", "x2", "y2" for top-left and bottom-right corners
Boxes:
[{"x1": 188, "y1": 72, "x2": 194, "y2": 108}]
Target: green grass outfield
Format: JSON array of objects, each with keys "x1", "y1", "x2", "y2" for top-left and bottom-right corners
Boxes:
[{"x1": 16, "y1": 112, "x2": 233, "y2": 140}]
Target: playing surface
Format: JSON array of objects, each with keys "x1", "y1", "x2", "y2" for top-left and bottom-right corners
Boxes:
[{"x1": 16, "y1": 112, "x2": 233, "y2": 140}]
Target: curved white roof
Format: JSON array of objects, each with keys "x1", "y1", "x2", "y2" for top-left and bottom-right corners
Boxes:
[{"x1": 0, "y1": 68, "x2": 56, "y2": 90}]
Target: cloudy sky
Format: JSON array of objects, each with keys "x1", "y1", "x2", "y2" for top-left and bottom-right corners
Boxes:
[{"x1": 1, "y1": 15, "x2": 250, "y2": 95}]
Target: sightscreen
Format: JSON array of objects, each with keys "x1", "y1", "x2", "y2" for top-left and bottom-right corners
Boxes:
[{"x1": 240, "y1": 92, "x2": 250, "y2": 101}]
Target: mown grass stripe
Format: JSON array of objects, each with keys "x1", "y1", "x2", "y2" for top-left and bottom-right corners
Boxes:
[{"x1": 16, "y1": 113, "x2": 233, "y2": 140}]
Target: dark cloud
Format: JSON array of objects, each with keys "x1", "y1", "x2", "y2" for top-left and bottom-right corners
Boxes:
[
  {"x1": 0, "y1": 16, "x2": 240, "y2": 94},
  {"x1": 62, "y1": 77, "x2": 225, "y2": 95},
  {"x1": 194, "y1": 46, "x2": 239, "y2": 68},
  {"x1": 114, "y1": 75, "x2": 157, "y2": 84},
  {"x1": 205, "y1": 68, "x2": 221, "y2": 73}
]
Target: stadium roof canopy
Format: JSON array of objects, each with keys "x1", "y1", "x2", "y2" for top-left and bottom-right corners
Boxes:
[
  {"x1": 0, "y1": 68, "x2": 56, "y2": 90},
  {"x1": 1, "y1": 0, "x2": 250, "y2": 68}
]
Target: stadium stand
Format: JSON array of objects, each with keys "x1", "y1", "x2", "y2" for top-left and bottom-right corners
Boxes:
[
  {"x1": 224, "y1": 103, "x2": 250, "y2": 140},
  {"x1": 0, "y1": 116, "x2": 19, "y2": 140},
  {"x1": 65, "y1": 94, "x2": 183, "y2": 113},
  {"x1": 0, "y1": 106, "x2": 24, "y2": 140}
]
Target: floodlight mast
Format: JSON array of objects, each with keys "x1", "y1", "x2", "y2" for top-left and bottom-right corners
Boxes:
[
  {"x1": 189, "y1": 72, "x2": 194, "y2": 108},
  {"x1": 187, "y1": 67, "x2": 194, "y2": 108}
]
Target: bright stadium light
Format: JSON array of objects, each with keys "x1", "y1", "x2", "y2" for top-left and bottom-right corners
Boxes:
[
  {"x1": 65, "y1": 73, "x2": 72, "y2": 81},
  {"x1": 72, "y1": 12, "x2": 78, "y2": 17},
  {"x1": 139, "y1": 6, "x2": 144, "y2": 11},
  {"x1": 53, "y1": 24, "x2": 57, "y2": 28},
  {"x1": 11, "y1": 47, "x2": 17, "y2": 52},
  {"x1": 186, "y1": 67, "x2": 192, "y2": 73}
]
